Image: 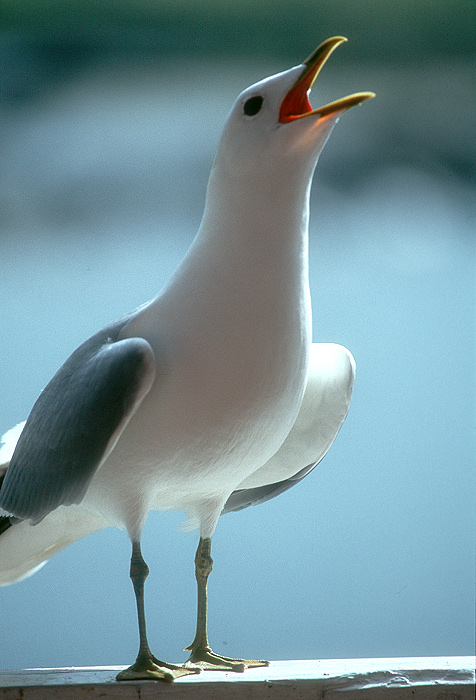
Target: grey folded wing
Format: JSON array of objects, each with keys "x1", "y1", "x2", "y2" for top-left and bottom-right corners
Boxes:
[
  {"x1": 222, "y1": 461, "x2": 317, "y2": 514},
  {"x1": 0, "y1": 318, "x2": 156, "y2": 524},
  {"x1": 0, "y1": 469, "x2": 11, "y2": 535}
]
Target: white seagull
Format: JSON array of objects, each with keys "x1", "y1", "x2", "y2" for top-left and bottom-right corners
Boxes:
[{"x1": 0, "y1": 37, "x2": 373, "y2": 682}]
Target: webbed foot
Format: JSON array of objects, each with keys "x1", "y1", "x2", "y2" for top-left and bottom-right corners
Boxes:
[
  {"x1": 185, "y1": 643, "x2": 269, "y2": 672},
  {"x1": 117, "y1": 653, "x2": 201, "y2": 682}
]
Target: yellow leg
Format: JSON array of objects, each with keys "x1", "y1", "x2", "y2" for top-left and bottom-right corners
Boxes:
[
  {"x1": 184, "y1": 537, "x2": 269, "y2": 672},
  {"x1": 117, "y1": 541, "x2": 200, "y2": 682}
]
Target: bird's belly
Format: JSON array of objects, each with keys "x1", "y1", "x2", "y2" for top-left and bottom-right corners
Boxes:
[{"x1": 85, "y1": 320, "x2": 310, "y2": 534}]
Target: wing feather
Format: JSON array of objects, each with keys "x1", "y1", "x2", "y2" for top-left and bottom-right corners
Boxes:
[
  {"x1": 222, "y1": 462, "x2": 316, "y2": 514},
  {"x1": 0, "y1": 320, "x2": 156, "y2": 523},
  {"x1": 223, "y1": 343, "x2": 355, "y2": 515}
]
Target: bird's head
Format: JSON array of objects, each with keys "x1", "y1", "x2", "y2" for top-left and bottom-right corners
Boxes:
[{"x1": 212, "y1": 37, "x2": 374, "y2": 185}]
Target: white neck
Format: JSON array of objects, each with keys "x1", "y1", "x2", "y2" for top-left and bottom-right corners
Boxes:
[{"x1": 168, "y1": 153, "x2": 314, "y2": 300}]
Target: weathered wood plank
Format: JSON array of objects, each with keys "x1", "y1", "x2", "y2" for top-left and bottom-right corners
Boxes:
[{"x1": 0, "y1": 657, "x2": 474, "y2": 699}]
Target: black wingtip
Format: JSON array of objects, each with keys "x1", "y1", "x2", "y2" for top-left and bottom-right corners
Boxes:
[
  {"x1": 0, "y1": 516, "x2": 13, "y2": 536},
  {"x1": 0, "y1": 471, "x2": 14, "y2": 535}
]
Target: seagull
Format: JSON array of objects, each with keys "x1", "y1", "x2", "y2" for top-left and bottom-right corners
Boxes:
[{"x1": 0, "y1": 37, "x2": 373, "y2": 682}]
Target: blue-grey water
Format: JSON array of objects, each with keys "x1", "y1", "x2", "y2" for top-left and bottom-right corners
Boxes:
[{"x1": 0, "y1": 55, "x2": 474, "y2": 669}]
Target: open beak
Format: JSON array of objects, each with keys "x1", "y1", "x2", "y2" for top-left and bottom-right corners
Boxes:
[{"x1": 279, "y1": 36, "x2": 375, "y2": 123}]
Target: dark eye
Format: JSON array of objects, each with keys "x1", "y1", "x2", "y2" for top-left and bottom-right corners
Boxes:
[{"x1": 243, "y1": 96, "x2": 264, "y2": 116}]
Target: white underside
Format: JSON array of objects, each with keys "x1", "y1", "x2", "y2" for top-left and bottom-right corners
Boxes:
[{"x1": 0, "y1": 342, "x2": 354, "y2": 585}]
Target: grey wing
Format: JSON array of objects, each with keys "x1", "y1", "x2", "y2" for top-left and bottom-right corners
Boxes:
[
  {"x1": 222, "y1": 461, "x2": 317, "y2": 514},
  {"x1": 0, "y1": 471, "x2": 11, "y2": 535},
  {"x1": 222, "y1": 343, "x2": 355, "y2": 515},
  {"x1": 0, "y1": 319, "x2": 156, "y2": 524}
]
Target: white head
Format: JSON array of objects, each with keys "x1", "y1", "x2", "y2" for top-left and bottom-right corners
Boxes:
[{"x1": 211, "y1": 37, "x2": 375, "y2": 189}]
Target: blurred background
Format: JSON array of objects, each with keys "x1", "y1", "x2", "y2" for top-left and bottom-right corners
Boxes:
[{"x1": 0, "y1": 0, "x2": 474, "y2": 671}]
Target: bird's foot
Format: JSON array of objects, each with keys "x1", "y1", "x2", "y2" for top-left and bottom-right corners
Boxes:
[
  {"x1": 116, "y1": 653, "x2": 201, "y2": 683},
  {"x1": 184, "y1": 644, "x2": 269, "y2": 672}
]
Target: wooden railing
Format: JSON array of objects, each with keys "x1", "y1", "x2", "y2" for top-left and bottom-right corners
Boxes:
[{"x1": 0, "y1": 657, "x2": 474, "y2": 699}]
